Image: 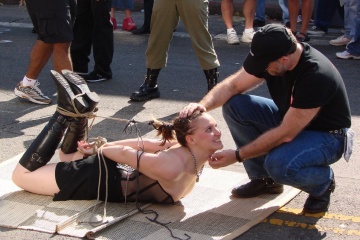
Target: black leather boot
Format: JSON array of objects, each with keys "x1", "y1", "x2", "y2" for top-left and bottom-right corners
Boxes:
[
  {"x1": 50, "y1": 70, "x2": 90, "y2": 115},
  {"x1": 130, "y1": 68, "x2": 161, "y2": 101},
  {"x1": 204, "y1": 68, "x2": 219, "y2": 91},
  {"x1": 231, "y1": 177, "x2": 284, "y2": 198},
  {"x1": 303, "y1": 177, "x2": 336, "y2": 213},
  {"x1": 19, "y1": 112, "x2": 68, "y2": 171},
  {"x1": 60, "y1": 117, "x2": 88, "y2": 154},
  {"x1": 61, "y1": 70, "x2": 100, "y2": 112}
]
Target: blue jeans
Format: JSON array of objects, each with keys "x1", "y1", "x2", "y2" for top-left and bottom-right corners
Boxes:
[
  {"x1": 347, "y1": 0, "x2": 360, "y2": 55},
  {"x1": 255, "y1": 0, "x2": 266, "y2": 22},
  {"x1": 278, "y1": 0, "x2": 289, "y2": 24},
  {"x1": 314, "y1": 0, "x2": 344, "y2": 32},
  {"x1": 222, "y1": 94, "x2": 344, "y2": 197},
  {"x1": 344, "y1": 0, "x2": 358, "y2": 39}
]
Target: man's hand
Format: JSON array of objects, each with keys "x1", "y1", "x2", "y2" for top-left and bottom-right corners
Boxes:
[
  {"x1": 209, "y1": 149, "x2": 238, "y2": 169},
  {"x1": 179, "y1": 103, "x2": 207, "y2": 118}
]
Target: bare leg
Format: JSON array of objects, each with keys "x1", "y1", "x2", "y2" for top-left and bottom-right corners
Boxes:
[
  {"x1": 110, "y1": 7, "x2": 116, "y2": 19},
  {"x1": 124, "y1": 9, "x2": 131, "y2": 19},
  {"x1": 12, "y1": 163, "x2": 60, "y2": 196},
  {"x1": 52, "y1": 42, "x2": 73, "y2": 73},
  {"x1": 59, "y1": 150, "x2": 84, "y2": 162},
  {"x1": 288, "y1": 0, "x2": 299, "y2": 33},
  {"x1": 243, "y1": 0, "x2": 256, "y2": 29},
  {"x1": 221, "y1": 0, "x2": 234, "y2": 29},
  {"x1": 299, "y1": 0, "x2": 313, "y2": 34},
  {"x1": 25, "y1": 40, "x2": 52, "y2": 79}
]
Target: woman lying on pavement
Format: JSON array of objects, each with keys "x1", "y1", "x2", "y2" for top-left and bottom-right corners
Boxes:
[{"x1": 12, "y1": 70, "x2": 223, "y2": 203}]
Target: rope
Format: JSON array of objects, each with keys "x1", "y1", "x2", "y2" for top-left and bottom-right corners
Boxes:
[
  {"x1": 73, "y1": 112, "x2": 191, "y2": 239},
  {"x1": 135, "y1": 149, "x2": 191, "y2": 240}
]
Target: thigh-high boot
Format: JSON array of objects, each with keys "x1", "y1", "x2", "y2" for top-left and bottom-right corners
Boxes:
[{"x1": 19, "y1": 112, "x2": 69, "y2": 171}]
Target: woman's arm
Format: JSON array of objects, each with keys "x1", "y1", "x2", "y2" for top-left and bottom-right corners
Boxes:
[
  {"x1": 77, "y1": 141, "x2": 182, "y2": 182},
  {"x1": 105, "y1": 138, "x2": 178, "y2": 152}
]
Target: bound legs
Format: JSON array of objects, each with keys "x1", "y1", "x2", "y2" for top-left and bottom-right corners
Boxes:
[{"x1": 12, "y1": 70, "x2": 99, "y2": 195}]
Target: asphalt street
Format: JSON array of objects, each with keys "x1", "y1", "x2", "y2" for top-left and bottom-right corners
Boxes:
[{"x1": 0, "y1": 4, "x2": 360, "y2": 240}]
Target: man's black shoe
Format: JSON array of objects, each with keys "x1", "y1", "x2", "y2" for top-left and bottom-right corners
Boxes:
[
  {"x1": 231, "y1": 178, "x2": 284, "y2": 198},
  {"x1": 130, "y1": 83, "x2": 160, "y2": 101},
  {"x1": 253, "y1": 19, "x2": 266, "y2": 28},
  {"x1": 303, "y1": 178, "x2": 336, "y2": 213},
  {"x1": 131, "y1": 26, "x2": 150, "y2": 35},
  {"x1": 83, "y1": 71, "x2": 111, "y2": 83}
]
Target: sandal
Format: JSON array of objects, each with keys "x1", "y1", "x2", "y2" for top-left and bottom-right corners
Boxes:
[{"x1": 296, "y1": 32, "x2": 310, "y2": 42}]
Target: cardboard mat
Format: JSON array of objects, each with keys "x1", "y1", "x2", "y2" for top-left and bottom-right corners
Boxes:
[{"x1": 0, "y1": 153, "x2": 300, "y2": 239}]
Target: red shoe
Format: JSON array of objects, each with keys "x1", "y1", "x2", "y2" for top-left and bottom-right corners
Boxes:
[
  {"x1": 111, "y1": 17, "x2": 117, "y2": 30},
  {"x1": 122, "y1": 17, "x2": 137, "y2": 31}
]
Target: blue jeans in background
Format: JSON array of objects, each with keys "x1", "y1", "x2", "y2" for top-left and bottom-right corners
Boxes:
[
  {"x1": 314, "y1": 0, "x2": 344, "y2": 32},
  {"x1": 222, "y1": 94, "x2": 344, "y2": 197},
  {"x1": 278, "y1": 0, "x2": 289, "y2": 24},
  {"x1": 255, "y1": 0, "x2": 266, "y2": 22},
  {"x1": 344, "y1": 0, "x2": 358, "y2": 39},
  {"x1": 347, "y1": 0, "x2": 360, "y2": 55}
]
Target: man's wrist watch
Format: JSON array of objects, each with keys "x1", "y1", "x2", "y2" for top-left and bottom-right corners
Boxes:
[{"x1": 235, "y1": 148, "x2": 243, "y2": 163}]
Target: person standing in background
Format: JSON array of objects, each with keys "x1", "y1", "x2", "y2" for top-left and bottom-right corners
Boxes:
[
  {"x1": 329, "y1": 0, "x2": 357, "y2": 46},
  {"x1": 336, "y1": 0, "x2": 360, "y2": 59},
  {"x1": 254, "y1": 0, "x2": 266, "y2": 27},
  {"x1": 307, "y1": 0, "x2": 344, "y2": 36},
  {"x1": 221, "y1": 0, "x2": 257, "y2": 45},
  {"x1": 129, "y1": 0, "x2": 220, "y2": 102},
  {"x1": 14, "y1": 0, "x2": 76, "y2": 104},
  {"x1": 132, "y1": 0, "x2": 154, "y2": 34},
  {"x1": 70, "y1": 0, "x2": 114, "y2": 83},
  {"x1": 279, "y1": 0, "x2": 290, "y2": 27},
  {"x1": 288, "y1": 0, "x2": 313, "y2": 42},
  {"x1": 110, "y1": 0, "x2": 137, "y2": 31}
]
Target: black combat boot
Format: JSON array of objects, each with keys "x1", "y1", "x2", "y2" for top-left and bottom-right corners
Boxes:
[
  {"x1": 204, "y1": 68, "x2": 219, "y2": 91},
  {"x1": 130, "y1": 68, "x2": 161, "y2": 101},
  {"x1": 231, "y1": 177, "x2": 284, "y2": 198},
  {"x1": 19, "y1": 112, "x2": 69, "y2": 171},
  {"x1": 303, "y1": 174, "x2": 336, "y2": 213}
]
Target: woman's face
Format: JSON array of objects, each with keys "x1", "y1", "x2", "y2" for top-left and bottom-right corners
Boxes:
[{"x1": 189, "y1": 113, "x2": 223, "y2": 152}]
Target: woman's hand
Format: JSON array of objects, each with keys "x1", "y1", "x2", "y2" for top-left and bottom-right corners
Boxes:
[{"x1": 77, "y1": 140, "x2": 97, "y2": 157}]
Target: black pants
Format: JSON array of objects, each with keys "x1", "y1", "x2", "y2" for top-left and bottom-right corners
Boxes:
[{"x1": 70, "y1": 0, "x2": 113, "y2": 77}]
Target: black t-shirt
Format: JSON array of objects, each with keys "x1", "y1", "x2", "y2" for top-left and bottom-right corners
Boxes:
[{"x1": 257, "y1": 43, "x2": 351, "y2": 131}]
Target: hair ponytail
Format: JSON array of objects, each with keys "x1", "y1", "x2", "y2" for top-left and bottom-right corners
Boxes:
[{"x1": 148, "y1": 119, "x2": 175, "y2": 146}]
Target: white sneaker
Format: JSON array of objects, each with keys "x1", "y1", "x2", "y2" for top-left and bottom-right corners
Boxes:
[
  {"x1": 227, "y1": 29, "x2": 240, "y2": 45},
  {"x1": 241, "y1": 31, "x2": 255, "y2": 43},
  {"x1": 14, "y1": 81, "x2": 51, "y2": 104},
  {"x1": 329, "y1": 35, "x2": 351, "y2": 46},
  {"x1": 336, "y1": 50, "x2": 360, "y2": 60}
]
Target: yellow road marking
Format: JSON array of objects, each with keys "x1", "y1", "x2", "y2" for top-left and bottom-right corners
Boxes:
[
  {"x1": 261, "y1": 218, "x2": 360, "y2": 236},
  {"x1": 278, "y1": 207, "x2": 360, "y2": 222},
  {"x1": 259, "y1": 207, "x2": 360, "y2": 236}
]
